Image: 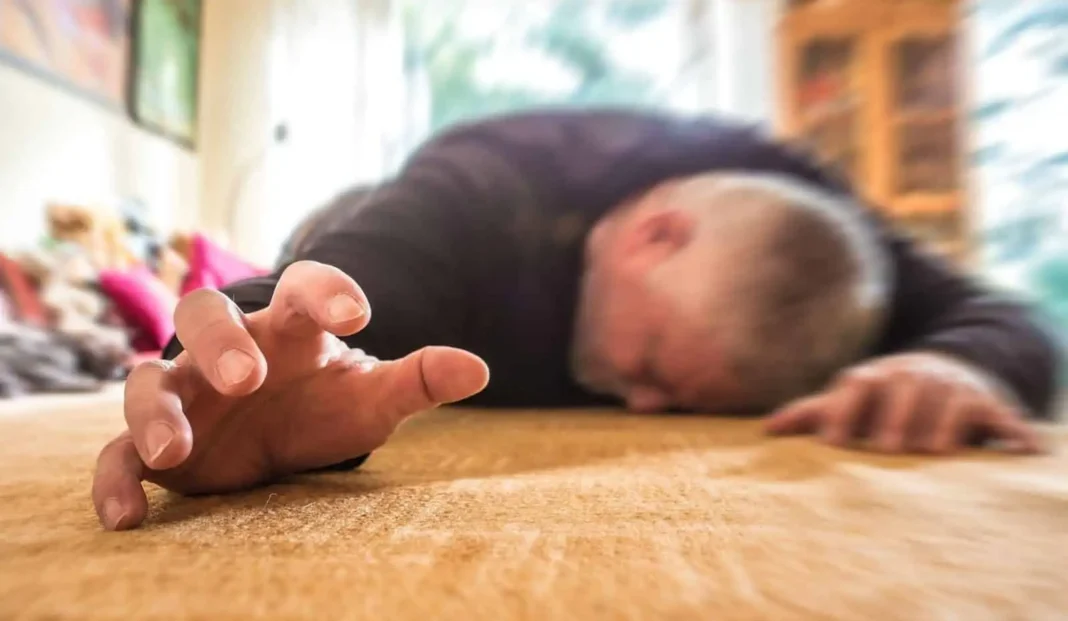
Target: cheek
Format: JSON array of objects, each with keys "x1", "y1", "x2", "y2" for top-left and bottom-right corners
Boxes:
[
  {"x1": 668, "y1": 336, "x2": 736, "y2": 408},
  {"x1": 603, "y1": 296, "x2": 652, "y2": 373},
  {"x1": 584, "y1": 272, "x2": 637, "y2": 335},
  {"x1": 576, "y1": 267, "x2": 656, "y2": 379}
]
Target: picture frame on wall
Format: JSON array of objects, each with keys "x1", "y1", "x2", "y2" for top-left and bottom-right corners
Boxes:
[
  {"x1": 127, "y1": 0, "x2": 202, "y2": 149},
  {"x1": 0, "y1": 0, "x2": 132, "y2": 110}
]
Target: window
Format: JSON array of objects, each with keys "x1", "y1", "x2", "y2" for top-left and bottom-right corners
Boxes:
[{"x1": 397, "y1": 0, "x2": 713, "y2": 149}]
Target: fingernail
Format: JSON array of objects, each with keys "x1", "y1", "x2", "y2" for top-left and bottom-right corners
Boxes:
[
  {"x1": 145, "y1": 422, "x2": 174, "y2": 464},
  {"x1": 103, "y1": 497, "x2": 127, "y2": 530},
  {"x1": 217, "y1": 349, "x2": 255, "y2": 386},
  {"x1": 327, "y1": 294, "x2": 364, "y2": 323}
]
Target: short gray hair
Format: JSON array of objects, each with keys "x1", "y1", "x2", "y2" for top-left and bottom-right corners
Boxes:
[{"x1": 684, "y1": 172, "x2": 891, "y2": 411}]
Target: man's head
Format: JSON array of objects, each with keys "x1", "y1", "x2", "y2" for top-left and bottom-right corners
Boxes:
[{"x1": 569, "y1": 172, "x2": 890, "y2": 413}]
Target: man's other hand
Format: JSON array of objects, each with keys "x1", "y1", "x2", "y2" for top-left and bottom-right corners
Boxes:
[
  {"x1": 92, "y1": 261, "x2": 489, "y2": 531},
  {"x1": 764, "y1": 352, "x2": 1044, "y2": 455}
]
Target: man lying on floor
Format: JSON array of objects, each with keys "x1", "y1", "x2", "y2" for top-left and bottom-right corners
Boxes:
[{"x1": 93, "y1": 108, "x2": 1062, "y2": 531}]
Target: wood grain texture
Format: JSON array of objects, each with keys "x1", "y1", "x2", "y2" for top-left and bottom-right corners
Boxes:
[{"x1": 1, "y1": 391, "x2": 1066, "y2": 620}]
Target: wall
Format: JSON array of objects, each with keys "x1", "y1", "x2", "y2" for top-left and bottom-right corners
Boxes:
[
  {"x1": 0, "y1": 64, "x2": 199, "y2": 250},
  {"x1": 0, "y1": 0, "x2": 282, "y2": 255},
  {"x1": 967, "y1": 0, "x2": 1068, "y2": 359}
]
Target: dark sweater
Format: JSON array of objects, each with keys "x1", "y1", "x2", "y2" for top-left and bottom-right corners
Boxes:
[{"x1": 167, "y1": 108, "x2": 1062, "y2": 419}]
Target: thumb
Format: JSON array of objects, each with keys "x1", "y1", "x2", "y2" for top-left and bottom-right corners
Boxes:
[
  {"x1": 265, "y1": 347, "x2": 489, "y2": 475},
  {"x1": 370, "y1": 346, "x2": 490, "y2": 422}
]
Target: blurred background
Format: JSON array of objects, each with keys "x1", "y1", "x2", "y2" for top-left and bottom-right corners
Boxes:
[{"x1": 0, "y1": 0, "x2": 1064, "y2": 400}]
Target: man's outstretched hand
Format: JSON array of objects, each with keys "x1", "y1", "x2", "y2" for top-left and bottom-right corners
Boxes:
[
  {"x1": 764, "y1": 352, "x2": 1044, "y2": 455},
  {"x1": 92, "y1": 261, "x2": 489, "y2": 531}
]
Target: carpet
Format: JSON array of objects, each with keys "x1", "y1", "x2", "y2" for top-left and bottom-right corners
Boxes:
[{"x1": 1, "y1": 388, "x2": 1066, "y2": 620}]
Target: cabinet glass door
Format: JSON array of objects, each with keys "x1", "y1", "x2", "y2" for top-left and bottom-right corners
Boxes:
[
  {"x1": 889, "y1": 32, "x2": 964, "y2": 258},
  {"x1": 795, "y1": 38, "x2": 862, "y2": 184},
  {"x1": 891, "y1": 35, "x2": 960, "y2": 195}
]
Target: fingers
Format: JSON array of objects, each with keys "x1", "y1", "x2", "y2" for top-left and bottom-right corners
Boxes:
[
  {"x1": 820, "y1": 372, "x2": 876, "y2": 447},
  {"x1": 872, "y1": 374, "x2": 922, "y2": 453},
  {"x1": 924, "y1": 391, "x2": 967, "y2": 454},
  {"x1": 92, "y1": 433, "x2": 149, "y2": 531},
  {"x1": 174, "y1": 288, "x2": 267, "y2": 396},
  {"x1": 929, "y1": 393, "x2": 1041, "y2": 455},
  {"x1": 765, "y1": 355, "x2": 1045, "y2": 457},
  {"x1": 766, "y1": 371, "x2": 874, "y2": 446},
  {"x1": 124, "y1": 360, "x2": 194, "y2": 470},
  {"x1": 980, "y1": 405, "x2": 1044, "y2": 454},
  {"x1": 268, "y1": 261, "x2": 371, "y2": 337},
  {"x1": 765, "y1": 394, "x2": 826, "y2": 436}
]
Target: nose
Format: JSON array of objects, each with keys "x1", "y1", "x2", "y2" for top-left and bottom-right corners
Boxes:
[{"x1": 627, "y1": 386, "x2": 670, "y2": 413}]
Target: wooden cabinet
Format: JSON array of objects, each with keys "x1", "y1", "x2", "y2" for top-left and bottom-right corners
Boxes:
[{"x1": 777, "y1": 0, "x2": 969, "y2": 262}]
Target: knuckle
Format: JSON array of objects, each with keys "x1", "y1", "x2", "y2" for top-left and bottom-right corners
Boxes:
[
  {"x1": 826, "y1": 406, "x2": 851, "y2": 424},
  {"x1": 957, "y1": 394, "x2": 986, "y2": 414},
  {"x1": 283, "y1": 260, "x2": 334, "y2": 287},
  {"x1": 175, "y1": 291, "x2": 240, "y2": 331},
  {"x1": 126, "y1": 359, "x2": 171, "y2": 385},
  {"x1": 884, "y1": 422, "x2": 908, "y2": 435},
  {"x1": 838, "y1": 366, "x2": 880, "y2": 387},
  {"x1": 181, "y1": 316, "x2": 249, "y2": 357},
  {"x1": 95, "y1": 435, "x2": 128, "y2": 469},
  {"x1": 196, "y1": 314, "x2": 244, "y2": 339},
  {"x1": 123, "y1": 370, "x2": 151, "y2": 395},
  {"x1": 285, "y1": 259, "x2": 322, "y2": 274},
  {"x1": 176, "y1": 287, "x2": 225, "y2": 315},
  {"x1": 300, "y1": 260, "x2": 355, "y2": 289},
  {"x1": 887, "y1": 365, "x2": 922, "y2": 385},
  {"x1": 994, "y1": 405, "x2": 1023, "y2": 423},
  {"x1": 881, "y1": 409, "x2": 911, "y2": 432}
]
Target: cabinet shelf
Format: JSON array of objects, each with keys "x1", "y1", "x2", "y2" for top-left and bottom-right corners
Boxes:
[
  {"x1": 799, "y1": 98, "x2": 859, "y2": 127},
  {"x1": 894, "y1": 109, "x2": 957, "y2": 125},
  {"x1": 889, "y1": 192, "x2": 961, "y2": 217}
]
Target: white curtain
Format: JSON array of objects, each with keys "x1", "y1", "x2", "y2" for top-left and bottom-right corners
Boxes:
[
  {"x1": 689, "y1": 0, "x2": 784, "y2": 127},
  {"x1": 231, "y1": 0, "x2": 408, "y2": 265}
]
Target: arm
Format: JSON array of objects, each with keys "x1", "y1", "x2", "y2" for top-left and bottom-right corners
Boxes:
[{"x1": 161, "y1": 163, "x2": 489, "y2": 472}]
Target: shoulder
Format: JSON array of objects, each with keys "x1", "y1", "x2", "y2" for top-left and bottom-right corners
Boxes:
[
  {"x1": 400, "y1": 108, "x2": 752, "y2": 203},
  {"x1": 404, "y1": 107, "x2": 740, "y2": 164}
]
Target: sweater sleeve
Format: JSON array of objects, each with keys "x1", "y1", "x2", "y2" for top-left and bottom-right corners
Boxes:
[
  {"x1": 866, "y1": 231, "x2": 1062, "y2": 419},
  {"x1": 737, "y1": 130, "x2": 1063, "y2": 419}
]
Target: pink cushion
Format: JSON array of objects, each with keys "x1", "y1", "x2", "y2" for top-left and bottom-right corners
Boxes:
[
  {"x1": 181, "y1": 234, "x2": 268, "y2": 295},
  {"x1": 99, "y1": 266, "x2": 178, "y2": 352}
]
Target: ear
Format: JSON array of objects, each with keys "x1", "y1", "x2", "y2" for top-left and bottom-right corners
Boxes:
[{"x1": 625, "y1": 209, "x2": 695, "y2": 263}]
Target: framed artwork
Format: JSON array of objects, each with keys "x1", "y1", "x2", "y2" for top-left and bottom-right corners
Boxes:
[
  {"x1": 0, "y1": 0, "x2": 132, "y2": 108},
  {"x1": 127, "y1": 0, "x2": 201, "y2": 148}
]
